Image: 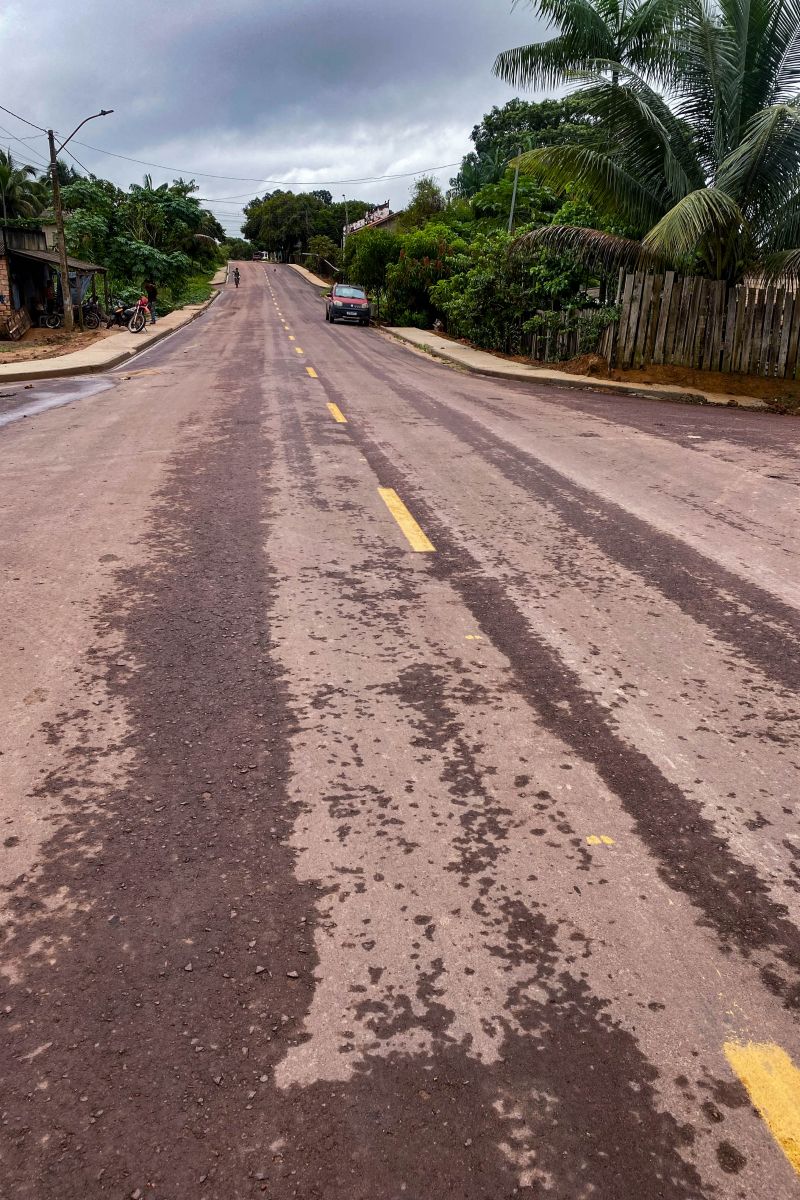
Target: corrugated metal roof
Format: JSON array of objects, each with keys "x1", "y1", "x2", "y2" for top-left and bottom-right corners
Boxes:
[{"x1": 7, "y1": 246, "x2": 107, "y2": 273}]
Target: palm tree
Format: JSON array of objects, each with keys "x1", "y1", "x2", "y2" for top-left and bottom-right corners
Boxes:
[
  {"x1": 493, "y1": 0, "x2": 683, "y2": 92},
  {"x1": 0, "y1": 150, "x2": 43, "y2": 223},
  {"x1": 499, "y1": 0, "x2": 800, "y2": 284}
]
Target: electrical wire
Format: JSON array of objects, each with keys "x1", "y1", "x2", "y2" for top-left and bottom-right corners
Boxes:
[
  {"x1": 0, "y1": 124, "x2": 50, "y2": 169},
  {"x1": 3, "y1": 102, "x2": 460, "y2": 189},
  {"x1": 0, "y1": 102, "x2": 47, "y2": 132},
  {"x1": 58, "y1": 136, "x2": 462, "y2": 186},
  {"x1": 61, "y1": 145, "x2": 94, "y2": 177}
]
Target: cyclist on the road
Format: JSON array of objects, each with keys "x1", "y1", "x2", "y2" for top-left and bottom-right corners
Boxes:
[{"x1": 233, "y1": 267, "x2": 240, "y2": 288}]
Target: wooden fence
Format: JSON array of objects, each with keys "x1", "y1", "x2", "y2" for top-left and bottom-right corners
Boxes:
[{"x1": 612, "y1": 272, "x2": 800, "y2": 378}]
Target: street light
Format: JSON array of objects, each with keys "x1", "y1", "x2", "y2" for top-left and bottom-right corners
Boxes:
[{"x1": 47, "y1": 109, "x2": 113, "y2": 332}]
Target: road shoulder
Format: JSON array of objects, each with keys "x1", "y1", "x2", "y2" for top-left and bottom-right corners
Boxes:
[
  {"x1": 385, "y1": 325, "x2": 768, "y2": 410},
  {"x1": 0, "y1": 286, "x2": 223, "y2": 384}
]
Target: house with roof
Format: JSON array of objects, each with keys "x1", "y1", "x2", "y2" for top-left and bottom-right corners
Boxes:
[
  {"x1": 0, "y1": 223, "x2": 107, "y2": 338},
  {"x1": 343, "y1": 202, "x2": 402, "y2": 240}
]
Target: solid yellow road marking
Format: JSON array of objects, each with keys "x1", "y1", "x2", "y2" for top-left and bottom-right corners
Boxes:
[
  {"x1": 306, "y1": 367, "x2": 318, "y2": 378},
  {"x1": 465, "y1": 634, "x2": 483, "y2": 641},
  {"x1": 587, "y1": 835, "x2": 615, "y2": 846},
  {"x1": 327, "y1": 402, "x2": 347, "y2": 424},
  {"x1": 725, "y1": 1042, "x2": 800, "y2": 1174},
  {"x1": 294, "y1": 347, "x2": 304, "y2": 355},
  {"x1": 378, "y1": 488, "x2": 435, "y2": 553}
]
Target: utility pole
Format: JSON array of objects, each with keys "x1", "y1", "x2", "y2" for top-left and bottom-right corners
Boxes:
[
  {"x1": 47, "y1": 109, "x2": 113, "y2": 333},
  {"x1": 342, "y1": 194, "x2": 350, "y2": 251},
  {"x1": 507, "y1": 146, "x2": 522, "y2": 236},
  {"x1": 48, "y1": 130, "x2": 74, "y2": 331},
  {"x1": 1, "y1": 147, "x2": 8, "y2": 224}
]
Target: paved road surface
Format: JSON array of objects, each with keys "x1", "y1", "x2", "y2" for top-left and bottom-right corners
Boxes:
[{"x1": 1, "y1": 262, "x2": 799, "y2": 1198}]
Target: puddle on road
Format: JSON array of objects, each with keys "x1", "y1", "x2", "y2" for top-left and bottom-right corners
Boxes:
[{"x1": 0, "y1": 377, "x2": 113, "y2": 430}]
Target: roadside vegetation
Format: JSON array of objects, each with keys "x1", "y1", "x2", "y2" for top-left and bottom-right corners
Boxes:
[
  {"x1": 498, "y1": 0, "x2": 800, "y2": 286},
  {"x1": 339, "y1": 100, "x2": 615, "y2": 357},
  {"x1": 349, "y1": 0, "x2": 800, "y2": 363},
  {"x1": 1, "y1": 156, "x2": 232, "y2": 313}
]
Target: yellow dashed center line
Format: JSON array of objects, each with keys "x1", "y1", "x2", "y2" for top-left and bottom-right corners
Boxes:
[
  {"x1": 327, "y1": 402, "x2": 347, "y2": 424},
  {"x1": 378, "y1": 488, "x2": 435, "y2": 553},
  {"x1": 725, "y1": 1042, "x2": 800, "y2": 1174},
  {"x1": 288, "y1": 335, "x2": 295, "y2": 341},
  {"x1": 306, "y1": 367, "x2": 318, "y2": 378},
  {"x1": 294, "y1": 347, "x2": 304, "y2": 355}
]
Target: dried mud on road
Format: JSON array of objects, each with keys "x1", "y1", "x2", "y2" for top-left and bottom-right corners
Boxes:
[{"x1": 2, "y1": 264, "x2": 799, "y2": 1199}]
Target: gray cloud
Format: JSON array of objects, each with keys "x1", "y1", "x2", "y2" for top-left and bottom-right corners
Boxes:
[{"x1": 1, "y1": 0, "x2": 546, "y2": 233}]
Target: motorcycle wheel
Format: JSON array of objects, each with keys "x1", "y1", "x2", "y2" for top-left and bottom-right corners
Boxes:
[
  {"x1": 45, "y1": 313, "x2": 61, "y2": 329},
  {"x1": 128, "y1": 309, "x2": 146, "y2": 333},
  {"x1": 84, "y1": 312, "x2": 101, "y2": 330}
]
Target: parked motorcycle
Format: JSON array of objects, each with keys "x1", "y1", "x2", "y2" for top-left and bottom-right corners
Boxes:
[
  {"x1": 106, "y1": 296, "x2": 150, "y2": 332},
  {"x1": 82, "y1": 297, "x2": 103, "y2": 330},
  {"x1": 41, "y1": 298, "x2": 104, "y2": 330}
]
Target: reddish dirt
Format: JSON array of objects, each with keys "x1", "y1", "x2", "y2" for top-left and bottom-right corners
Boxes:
[
  {"x1": 530, "y1": 353, "x2": 800, "y2": 402},
  {"x1": 0, "y1": 324, "x2": 114, "y2": 364}
]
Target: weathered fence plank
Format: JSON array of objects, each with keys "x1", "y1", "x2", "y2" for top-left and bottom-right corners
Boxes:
[
  {"x1": 633, "y1": 274, "x2": 655, "y2": 368},
  {"x1": 652, "y1": 271, "x2": 675, "y2": 364},
  {"x1": 598, "y1": 273, "x2": 800, "y2": 378}
]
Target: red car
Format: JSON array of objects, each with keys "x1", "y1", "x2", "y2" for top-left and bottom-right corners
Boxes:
[{"x1": 325, "y1": 284, "x2": 371, "y2": 326}]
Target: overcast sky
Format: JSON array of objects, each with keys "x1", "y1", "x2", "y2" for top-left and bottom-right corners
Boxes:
[{"x1": 0, "y1": 0, "x2": 547, "y2": 235}]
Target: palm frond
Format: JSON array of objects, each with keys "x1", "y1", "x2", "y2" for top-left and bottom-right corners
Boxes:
[
  {"x1": 516, "y1": 144, "x2": 666, "y2": 230},
  {"x1": 642, "y1": 187, "x2": 744, "y2": 260},
  {"x1": 493, "y1": 36, "x2": 611, "y2": 89},
  {"x1": 760, "y1": 246, "x2": 800, "y2": 283},
  {"x1": 513, "y1": 223, "x2": 665, "y2": 272},
  {"x1": 572, "y1": 71, "x2": 705, "y2": 198},
  {"x1": 717, "y1": 103, "x2": 800, "y2": 211}
]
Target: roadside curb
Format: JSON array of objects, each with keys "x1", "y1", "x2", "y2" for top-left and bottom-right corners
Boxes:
[
  {"x1": 287, "y1": 264, "x2": 329, "y2": 291},
  {"x1": 0, "y1": 289, "x2": 223, "y2": 384},
  {"x1": 383, "y1": 328, "x2": 768, "y2": 411}
]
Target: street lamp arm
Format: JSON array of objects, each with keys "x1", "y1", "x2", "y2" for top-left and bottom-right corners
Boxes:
[
  {"x1": 55, "y1": 110, "x2": 113, "y2": 155},
  {"x1": 48, "y1": 108, "x2": 112, "y2": 334}
]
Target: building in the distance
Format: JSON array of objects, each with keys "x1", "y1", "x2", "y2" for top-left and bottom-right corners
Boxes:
[{"x1": 343, "y1": 202, "x2": 402, "y2": 240}]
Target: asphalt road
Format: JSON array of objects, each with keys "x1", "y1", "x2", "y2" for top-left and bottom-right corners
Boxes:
[{"x1": 1, "y1": 262, "x2": 799, "y2": 1199}]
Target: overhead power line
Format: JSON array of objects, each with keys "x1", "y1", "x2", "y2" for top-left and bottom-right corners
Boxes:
[
  {"x1": 2, "y1": 100, "x2": 462, "y2": 191},
  {"x1": 58, "y1": 135, "x2": 462, "y2": 186},
  {"x1": 0, "y1": 102, "x2": 47, "y2": 132},
  {"x1": 0, "y1": 124, "x2": 51, "y2": 169}
]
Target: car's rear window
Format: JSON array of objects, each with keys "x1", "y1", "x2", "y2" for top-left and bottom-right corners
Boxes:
[{"x1": 335, "y1": 286, "x2": 367, "y2": 298}]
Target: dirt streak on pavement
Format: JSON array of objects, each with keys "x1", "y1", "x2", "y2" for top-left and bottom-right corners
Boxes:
[{"x1": 0, "y1": 260, "x2": 797, "y2": 1198}]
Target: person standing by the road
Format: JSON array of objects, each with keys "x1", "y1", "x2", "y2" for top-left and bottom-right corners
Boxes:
[{"x1": 144, "y1": 279, "x2": 158, "y2": 325}]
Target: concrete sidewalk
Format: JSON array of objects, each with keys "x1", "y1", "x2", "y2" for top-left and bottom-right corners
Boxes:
[
  {"x1": 288, "y1": 263, "x2": 330, "y2": 289},
  {"x1": 386, "y1": 326, "x2": 766, "y2": 410},
  {"x1": 0, "y1": 277, "x2": 225, "y2": 384}
]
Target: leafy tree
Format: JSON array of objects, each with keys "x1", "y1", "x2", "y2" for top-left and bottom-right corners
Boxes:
[
  {"x1": 509, "y1": 0, "x2": 800, "y2": 283},
  {"x1": 0, "y1": 150, "x2": 44, "y2": 221},
  {"x1": 343, "y1": 227, "x2": 402, "y2": 315},
  {"x1": 449, "y1": 149, "x2": 507, "y2": 199},
  {"x1": 384, "y1": 223, "x2": 466, "y2": 325},
  {"x1": 397, "y1": 177, "x2": 446, "y2": 231},
  {"x1": 242, "y1": 190, "x2": 370, "y2": 258},
  {"x1": 306, "y1": 234, "x2": 340, "y2": 276},
  {"x1": 223, "y1": 237, "x2": 254, "y2": 260},
  {"x1": 450, "y1": 98, "x2": 595, "y2": 197},
  {"x1": 431, "y1": 227, "x2": 589, "y2": 352},
  {"x1": 471, "y1": 174, "x2": 558, "y2": 225},
  {"x1": 62, "y1": 174, "x2": 222, "y2": 300}
]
